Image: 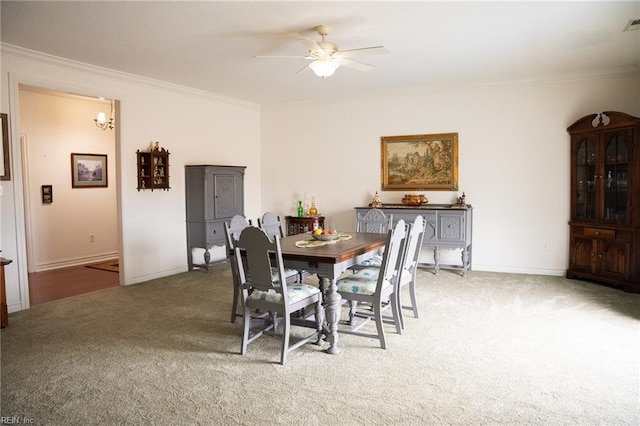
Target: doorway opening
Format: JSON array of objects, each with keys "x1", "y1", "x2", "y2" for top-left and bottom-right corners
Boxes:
[{"x1": 17, "y1": 85, "x2": 121, "y2": 305}]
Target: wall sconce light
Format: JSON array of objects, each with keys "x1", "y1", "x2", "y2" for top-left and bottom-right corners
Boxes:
[{"x1": 94, "y1": 99, "x2": 115, "y2": 130}]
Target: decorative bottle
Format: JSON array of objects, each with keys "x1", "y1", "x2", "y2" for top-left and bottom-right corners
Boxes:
[
  {"x1": 303, "y1": 193, "x2": 310, "y2": 217},
  {"x1": 297, "y1": 201, "x2": 304, "y2": 218},
  {"x1": 308, "y1": 197, "x2": 318, "y2": 217}
]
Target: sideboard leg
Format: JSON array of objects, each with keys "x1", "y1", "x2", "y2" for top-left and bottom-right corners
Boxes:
[
  {"x1": 433, "y1": 247, "x2": 440, "y2": 274},
  {"x1": 461, "y1": 246, "x2": 470, "y2": 277}
]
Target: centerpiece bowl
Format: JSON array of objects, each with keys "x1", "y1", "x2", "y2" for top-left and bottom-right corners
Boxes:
[
  {"x1": 402, "y1": 194, "x2": 429, "y2": 206},
  {"x1": 311, "y1": 232, "x2": 341, "y2": 241}
]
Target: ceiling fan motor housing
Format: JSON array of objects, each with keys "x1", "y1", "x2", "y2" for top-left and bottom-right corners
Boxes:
[{"x1": 315, "y1": 41, "x2": 338, "y2": 57}]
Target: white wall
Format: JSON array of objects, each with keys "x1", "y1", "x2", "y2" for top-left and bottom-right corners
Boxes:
[
  {"x1": 261, "y1": 74, "x2": 640, "y2": 275},
  {"x1": 1, "y1": 45, "x2": 262, "y2": 313},
  {"x1": 1, "y1": 43, "x2": 638, "y2": 315},
  {"x1": 19, "y1": 89, "x2": 118, "y2": 271}
]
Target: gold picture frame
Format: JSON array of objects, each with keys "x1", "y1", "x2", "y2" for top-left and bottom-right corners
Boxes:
[
  {"x1": 381, "y1": 133, "x2": 458, "y2": 191},
  {"x1": 71, "y1": 153, "x2": 108, "y2": 188}
]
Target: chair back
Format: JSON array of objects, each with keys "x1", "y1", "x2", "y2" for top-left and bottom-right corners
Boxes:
[
  {"x1": 224, "y1": 215, "x2": 253, "y2": 308},
  {"x1": 257, "y1": 211, "x2": 285, "y2": 240},
  {"x1": 224, "y1": 215, "x2": 252, "y2": 249},
  {"x1": 402, "y1": 215, "x2": 426, "y2": 274},
  {"x1": 234, "y1": 226, "x2": 287, "y2": 297},
  {"x1": 378, "y1": 219, "x2": 407, "y2": 287},
  {"x1": 356, "y1": 208, "x2": 393, "y2": 233}
]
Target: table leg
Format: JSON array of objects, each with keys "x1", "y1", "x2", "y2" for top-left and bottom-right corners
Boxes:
[
  {"x1": 323, "y1": 277, "x2": 341, "y2": 355},
  {"x1": 315, "y1": 296, "x2": 325, "y2": 346}
]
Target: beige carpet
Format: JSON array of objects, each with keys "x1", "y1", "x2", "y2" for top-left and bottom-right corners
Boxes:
[
  {"x1": 85, "y1": 260, "x2": 119, "y2": 273},
  {"x1": 1, "y1": 264, "x2": 639, "y2": 425}
]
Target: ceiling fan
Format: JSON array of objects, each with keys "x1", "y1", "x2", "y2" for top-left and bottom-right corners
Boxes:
[{"x1": 255, "y1": 25, "x2": 389, "y2": 78}]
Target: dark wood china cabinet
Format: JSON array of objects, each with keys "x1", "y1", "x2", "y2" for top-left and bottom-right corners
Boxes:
[{"x1": 567, "y1": 111, "x2": 640, "y2": 293}]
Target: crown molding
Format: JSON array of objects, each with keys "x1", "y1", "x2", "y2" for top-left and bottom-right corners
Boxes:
[
  {"x1": 0, "y1": 43, "x2": 260, "y2": 110},
  {"x1": 3, "y1": 42, "x2": 637, "y2": 110},
  {"x1": 264, "y1": 65, "x2": 640, "y2": 109}
]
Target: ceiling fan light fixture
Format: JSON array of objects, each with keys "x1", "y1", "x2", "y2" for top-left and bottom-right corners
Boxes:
[{"x1": 309, "y1": 59, "x2": 339, "y2": 78}]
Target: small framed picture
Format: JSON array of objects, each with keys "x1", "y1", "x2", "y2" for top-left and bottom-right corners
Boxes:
[
  {"x1": 71, "y1": 153, "x2": 108, "y2": 188},
  {"x1": 42, "y1": 185, "x2": 53, "y2": 204}
]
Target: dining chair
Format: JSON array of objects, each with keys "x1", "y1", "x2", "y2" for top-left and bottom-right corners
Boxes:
[
  {"x1": 257, "y1": 211, "x2": 305, "y2": 282},
  {"x1": 396, "y1": 215, "x2": 426, "y2": 329},
  {"x1": 336, "y1": 220, "x2": 406, "y2": 349},
  {"x1": 233, "y1": 226, "x2": 324, "y2": 365},
  {"x1": 257, "y1": 211, "x2": 285, "y2": 238},
  {"x1": 224, "y1": 215, "x2": 253, "y2": 323},
  {"x1": 349, "y1": 208, "x2": 394, "y2": 271},
  {"x1": 356, "y1": 208, "x2": 394, "y2": 233}
]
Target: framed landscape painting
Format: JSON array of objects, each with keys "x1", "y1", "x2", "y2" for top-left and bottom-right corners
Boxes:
[
  {"x1": 71, "y1": 153, "x2": 108, "y2": 188},
  {"x1": 381, "y1": 133, "x2": 458, "y2": 191}
]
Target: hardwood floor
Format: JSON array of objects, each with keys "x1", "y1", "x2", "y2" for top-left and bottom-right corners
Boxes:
[{"x1": 28, "y1": 263, "x2": 119, "y2": 306}]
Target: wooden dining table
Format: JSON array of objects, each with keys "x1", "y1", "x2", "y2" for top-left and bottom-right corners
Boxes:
[{"x1": 278, "y1": 232, "x2": 387, "y2": 355}]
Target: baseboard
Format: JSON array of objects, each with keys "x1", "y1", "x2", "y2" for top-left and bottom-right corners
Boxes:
[
  {"x1": 471, "y1": 265, "x2": 566, "y2": 276},
  {"x1": 33, "y1": 252, "x2": 119, "y2": 272},
  {"x1": 126, "y1": 265, "x2": 188, "y2": 286}
]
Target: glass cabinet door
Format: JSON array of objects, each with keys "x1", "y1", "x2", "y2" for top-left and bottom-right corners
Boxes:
[
  {"x1": 574, "y1": 136, "x2": 597, "y2": 220},
  {"x1": 603, "y1": 130, "x2": 630, "y2": 224}
]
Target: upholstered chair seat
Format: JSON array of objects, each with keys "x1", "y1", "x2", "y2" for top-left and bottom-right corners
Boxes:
[
  {"x1": 354, "y1": 254, "x2": 383, "y2": 268},
  {"x1": 249, "y1": 284, "x2": 321, "y2": 304}
]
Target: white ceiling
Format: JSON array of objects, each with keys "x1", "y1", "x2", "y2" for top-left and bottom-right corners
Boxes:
[{"x1": 1, "y1": 1, "x2": 639, "y2": 105}]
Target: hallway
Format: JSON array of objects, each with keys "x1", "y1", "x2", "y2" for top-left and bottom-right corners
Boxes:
[{"x1": 28, "y1": 263, "x2": 118, "y2": 305}]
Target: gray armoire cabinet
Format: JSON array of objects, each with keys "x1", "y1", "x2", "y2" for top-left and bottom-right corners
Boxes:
[{"x1": 185, "y1": 165, "x2": 245, "y2": 271}]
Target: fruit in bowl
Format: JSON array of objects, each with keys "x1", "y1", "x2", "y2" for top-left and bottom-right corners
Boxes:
[
  {"x1": 402, "y1": 194, "x2": 429, "y2": 206},
  {"x1": 311, "y1": 228, "x2": 341, "y2": 241}
]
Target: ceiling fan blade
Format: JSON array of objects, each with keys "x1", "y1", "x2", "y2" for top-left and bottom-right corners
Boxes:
[
  {"x1": 339, "y1": 46, "x2": 389, "y2": 58},
  {"x1": 295, "y1": 64, "x2": 311, "y2": 75},
  {"x1": 254, "y1": 55, "x2": 313, "y2": 60},
  {"x1": 339, "y1": 58, "x2": 375, "y2": 72},
  {"x1": 298, "y1": 37, "x2": 323, "y2": 55}
]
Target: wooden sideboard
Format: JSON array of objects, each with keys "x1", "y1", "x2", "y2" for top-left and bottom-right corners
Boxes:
[
  {"x1": 285, "y1": 216, "x2": 325, "y2": 236},
  {"x1": 354, "y1": 205, "x2": 473, "y2": 276}
]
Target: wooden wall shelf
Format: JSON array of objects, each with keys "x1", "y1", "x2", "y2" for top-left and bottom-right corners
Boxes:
[{"x1": 137, "y1": 145, "x2": 170, "y2": 191}]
